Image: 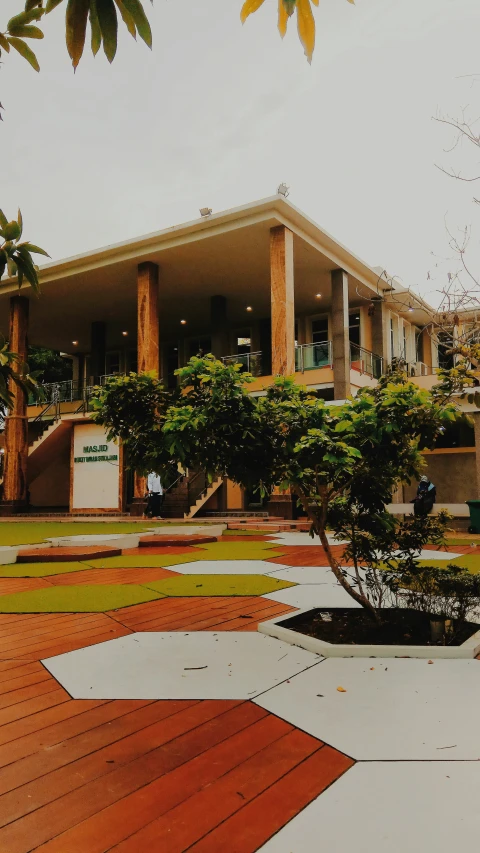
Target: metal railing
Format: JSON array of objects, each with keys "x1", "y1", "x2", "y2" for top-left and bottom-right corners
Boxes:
[
  {"x1": 295, "y1": 341, "x2": 332, "y2": 372},
  {"x1": 221, "y1": 351, "x2": 263, "y2": 376},
  {"x1": 350, "y1": 343, "x2": 383, "y2": 379}
]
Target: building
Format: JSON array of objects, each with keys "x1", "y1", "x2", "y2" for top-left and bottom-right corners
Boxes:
[{"x1": 0, "y1": 195, "x2": 478, "y2": 517}]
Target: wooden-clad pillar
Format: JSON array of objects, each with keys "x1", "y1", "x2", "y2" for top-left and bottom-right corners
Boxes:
[
  {"x1": 133, "y1": 262, "x2": 159, "y2": 507},
  {"x1": 331, "y1": 269, "x2": 351, "y2": 400},
  {"x1": 2, "y1": 296, "x2": 29, "y2": 513},
  {"x1": 270, "y1": 225, "x2": 295, "y2": 376},
  {"x1": 371, "y1": 300, "x2": 388, "y2": 368}
]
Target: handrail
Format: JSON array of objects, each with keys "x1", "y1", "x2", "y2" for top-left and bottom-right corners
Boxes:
[
  {"x1": 350, "y1": 343, "x2": 383, "y2": 379},
  {"x1": 221, "y1": 351, "x2": 263, "y2": 376},
  {"x1": 295, "y1": 341, "x2": 332, "y2": 372}
]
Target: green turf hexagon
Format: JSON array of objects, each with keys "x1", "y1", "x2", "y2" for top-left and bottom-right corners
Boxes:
[
  {"x1": 86, "y1": 541, "x2": 286, "y2": 570},
  {"x1": 141, "y1": 574, "x2": 296, "y2": 597},
  {"x1": 0, "y1": 584, "x2": 164, "y2": 613},
  {"x1": 418, "y1": 555, "x2": 480, "y2": 574},
  {"x1": 0, "y1": 562, "x2": 93, "y2": 578}
]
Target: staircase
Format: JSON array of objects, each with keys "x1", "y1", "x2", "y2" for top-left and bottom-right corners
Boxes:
[
  {"x1": 28, "y1": 418, "x2": 72, "y2": 484},
  {"x1": 184, "y1": 476, "x2": 223, "y2": 519},
  {"x1": 161, "y1": 470, "x2": 224, "y2": 519}
]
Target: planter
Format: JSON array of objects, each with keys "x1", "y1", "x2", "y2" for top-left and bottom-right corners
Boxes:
[{"x1": 258, "y1": 607, "x2": 480, "y2": 659}]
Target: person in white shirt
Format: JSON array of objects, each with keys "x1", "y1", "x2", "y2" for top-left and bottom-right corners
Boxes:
[{"x1": 145, "y1": 471, "x2": 163, "y2": 518}]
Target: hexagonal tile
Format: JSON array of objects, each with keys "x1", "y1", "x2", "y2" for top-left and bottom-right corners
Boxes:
[
  {"x1": 142, "y1": 575, "x2": 295, "y2": 597},
  {"x1": 254, "y1": 657, "x2": 480, "y2": 760},
  {"x1": 42, "y1": 632, "x2": 322, "y2": 699},
  {"x1": 0, "y1": 584, "x2": 164, "y2": 613}
]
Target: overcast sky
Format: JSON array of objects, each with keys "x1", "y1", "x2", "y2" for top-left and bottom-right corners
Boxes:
[{"x1": 2, "y1": 0, "x2": 480, "y2": 307}]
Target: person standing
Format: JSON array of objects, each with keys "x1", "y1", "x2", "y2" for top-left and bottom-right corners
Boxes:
[
  {"x1": 146, "y1": 471, "x2": 164, "y2": 519},
  {"x1": 412, "y1": 475, "x2": 436, "y2": 517}
]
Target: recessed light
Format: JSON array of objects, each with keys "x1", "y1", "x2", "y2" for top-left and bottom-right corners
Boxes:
[
  {"x1": 72, "y1": 340, "x2": 78, "y2": 346},
  {"x1": 122, "y1": 330, "x2": 128, "y2": 336},
  {"x1": 315, "y1": 293, "x2": 322, "y2": 299},
  {"x1": 180, "y1": 319, "x2": 187, "y2": 325},
  {"x1": 246, "y1": 306, "x2": 253, "y2": 312}
]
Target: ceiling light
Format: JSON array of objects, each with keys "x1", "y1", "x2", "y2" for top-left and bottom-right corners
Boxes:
[
  {"x1": 72, "y1": 340, "x2": 78, "y2": 346},
  {"x1": 315, "y1": 293, "x2": 322, "y2": 299},
  {"x1": 180, "y1": 319, "x2": 187, "y2": 325},
  {"x1": 246, "y1": 306, "x2": 253, "y2": 312},
  {"x1": 122, "y1": 330, "x2": 128, "y2": 336},
  {"x1": 277, "y1": 182, "x2": 290, "y2": 197},
  {"x1": 199, "y1": 207, "x2": 212, "y2": 217},
  {"x1": 408, "y1": 304, "x2": 414, "y2": 313}
]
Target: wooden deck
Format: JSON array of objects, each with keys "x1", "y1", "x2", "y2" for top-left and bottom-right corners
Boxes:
[{"x1": 0, "y1": 596, "x2": 353, "y2": 852}]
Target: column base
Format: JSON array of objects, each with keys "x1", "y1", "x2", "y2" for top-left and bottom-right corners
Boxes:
[
  {"x1": 0, "y1": 500, "x2": 29, "y2": 516},
  {"x1": 130, "y1": 497, "x2": 148, "y2": 517}
]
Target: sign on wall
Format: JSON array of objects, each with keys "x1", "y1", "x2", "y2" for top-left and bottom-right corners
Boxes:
[{"x1": 71, "y1": 423, "x2": 121, "y2": 511}]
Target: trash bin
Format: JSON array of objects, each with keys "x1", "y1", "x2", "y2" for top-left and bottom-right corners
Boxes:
[{"x1": 466, "y1": 500, "x2": 480, "y2": 534}]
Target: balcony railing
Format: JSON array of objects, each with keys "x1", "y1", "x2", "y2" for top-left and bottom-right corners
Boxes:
[
  {"x1": 295, "y1": 341, "x2": 332, "y2": 372},
  {"x1": 221, "y1": 351, "x2": 263, "y2": 376},
  {"x1": 350, "y1": 343, "x2": 383, "y2": 379}
]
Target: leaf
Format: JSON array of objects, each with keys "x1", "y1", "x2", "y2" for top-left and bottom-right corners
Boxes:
[
  {"x1": 118, "y1": 0, "x2": 151, "y2": 46},
  {"x1": 0, "y1": 210, "x2": 8, "y2": 230},
  {"x1": 14, "y1": 251, "x2": 40, "y2": 293},
  {"x1": 96, "y1": 0, "x2": 118, "y2": 63},
  {"x1": 114, "y1": 0, "x2": 137, "y2": 38},
  {"x1": 89, "y1": 2, "x2": 102, "y2": 54},
  {"x1": 296, "y1": 0, "x2": 315, "y2": 63},
  {"x1": 240, "y1": 0, "x2": 266, "y2": 24},
  {"x1": 7, "y1": 9, "x2": 44, "y2": 28},
  {"x1": 17, "y1": 242, "x2": 50, "y2": 257},
  {"x1": 46, "y1": 0, "x2": 66, "y2": 11},
  {"x1": 7, "y1": 36, "x2": 40, "y2": 70},
  {"x1": 17, "y1": 208, "x2": 23, "y2": 239},
  {"x1": 0, "y1": 34, "x2": 11, "y2": 53},
  {"x1": 3, "y1": 220, "x2": 21, "y2": 240},
  {"x1": 277, "y1": 0, "x2": 288, "y2": 37},
  {"x1": 66, "y1": 0, "x2": 90, "y2": 68},
  {"x1": 8, "y1": 25, "x2": 44, "y2": 39},
  {"x1": 337, "y1": 686, "x2": 347, "y2": 692}
]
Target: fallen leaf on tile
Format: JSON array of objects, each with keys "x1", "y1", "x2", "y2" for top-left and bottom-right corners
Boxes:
[{"x1": 337, "y1": 686, "x2": 347, "y2": 692}]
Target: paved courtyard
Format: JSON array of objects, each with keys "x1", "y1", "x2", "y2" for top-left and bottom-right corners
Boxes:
[{"x1": 0, "y1": 524, "x2": 479, "y2": 851}]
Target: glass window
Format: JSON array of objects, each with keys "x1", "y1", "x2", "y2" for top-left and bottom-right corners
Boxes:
[
  {"x1": 349, "y1": 312, "x2": 361, "y2": 346},
  {"x1": 390, "y1": 318, "x2": 395, "y2": 358},
  {"x1": 188, "y1": 338, "x2": 211, "y2": 358},
  {"x1": 105, "y1": 351, "x2": 121, "y2": 375},
  {"x1": 236, "y1": 332, "x2": 251, "y2": 355},
  {"x1": 311, "y1": 318, "x2": 329, "y2": 343},
  {"x1": 402, "y1": 325, "x2": 407, "y2": 360}
]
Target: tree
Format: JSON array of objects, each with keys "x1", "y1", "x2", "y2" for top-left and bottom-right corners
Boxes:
[
  {"x1": 0, "y1": 336, "x2": 39, "y2": 416},
  {"x1": 93, "y1": 355, "x2": 463, "y2": 623}
]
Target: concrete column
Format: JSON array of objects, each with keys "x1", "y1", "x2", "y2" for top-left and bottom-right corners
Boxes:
[
  {"x1": 371, "y1": 300, "x2": 389, "y2": 368},
  {"x1": 210, "y1": 295, "x2": 229, "y2": 359},
  {"x1": 331, "y1": 269, "x2": 351, "y2": 399},
  {"x1": 270, "y1": 225, "x2": 295, "y2": 375},
  {"x1": 2, "y1": 296, "x2": 29, "y2": 512},
  {"x1": 134, "y1": 262, "x2": 159, "y2": 506},
  {"x1": 90, "y1": 321, "x2": 106, "y2": 384}
]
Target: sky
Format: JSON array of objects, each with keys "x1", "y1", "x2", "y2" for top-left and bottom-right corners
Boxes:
[{"x1": 2, "y1": 0, "x2": 480, "y2": 308}]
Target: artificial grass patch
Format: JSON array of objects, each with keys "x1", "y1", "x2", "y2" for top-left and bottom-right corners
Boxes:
[
  {"x1": 0, "y1": 583, "x2": 164, "y2": 613},
  {"x1": 418, "y1": 554, "x2": 480, "y2": 574},
  {"x1": 0, "y1": 522, "x2": 155, "y2": 547},
  {"x1": 142, "y1": 574, "x2": 296, "y2": 597},
  {"x1": 0, "y1": 561, "x2": 93, "y2": 578},
  {"x1": 86, "y1": 541, "x2": 286, "y2": 570}
]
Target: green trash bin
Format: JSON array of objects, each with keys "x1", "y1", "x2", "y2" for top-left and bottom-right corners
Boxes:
[{"x1": 466, "y1": 500, "x2": 480, "y2": 534}]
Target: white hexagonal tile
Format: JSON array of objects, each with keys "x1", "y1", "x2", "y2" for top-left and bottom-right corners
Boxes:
[
  {"x1": 257, "y1": 761, "x2": 480, "y2": 852},
  {"x1": 255, "y1": 657, "x2": 480, "y2": 759},
  {"x1": 267, "y1": 533, "x2": 348, "y2": 547},
  {"x1": 262, "y1": 584, "x2": 361, "y2": 609},
  {"x1": 264, "y1": 566, "x2": 337, "y2": 584},
  {"x1": 170, "y1": 559, "x2": 291, "y2": 575},
  {"x1": 42, "y1": 631, "x2": 322, "y2": 700}
]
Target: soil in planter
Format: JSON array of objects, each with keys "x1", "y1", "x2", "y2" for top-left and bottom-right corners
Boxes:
[{"x1": 283, "y1": 607, "x2": 480, "y2": 646}]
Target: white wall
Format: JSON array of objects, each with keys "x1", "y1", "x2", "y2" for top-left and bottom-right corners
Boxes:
[{"x1": 72, "y1": 423, "x2": 121, "y2": 510}]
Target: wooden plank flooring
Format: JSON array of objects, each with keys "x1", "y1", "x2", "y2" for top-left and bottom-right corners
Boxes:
[{"x1": 0, "y1": 593, "x2": 353, "y2": 851}]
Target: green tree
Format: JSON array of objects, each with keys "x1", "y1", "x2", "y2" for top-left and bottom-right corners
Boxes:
[{"x1": 93, "y1": 355, "x2": 461, "y2": 622}]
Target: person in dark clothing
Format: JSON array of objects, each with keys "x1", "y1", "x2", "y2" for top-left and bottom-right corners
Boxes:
[{"x1": 412, "y1": 475, "x2": 436, "y2": 517}]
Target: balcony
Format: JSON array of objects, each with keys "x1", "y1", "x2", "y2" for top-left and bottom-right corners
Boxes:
[
  {"x1": 350, "y1": 343, "x2": 383, "y2": 380},
  {"x1": 221, "y1": 351, "x2": 263, "y2": 377},
  {"x1": 295, "y1": 341, "x2": 332, "y2": 372}
]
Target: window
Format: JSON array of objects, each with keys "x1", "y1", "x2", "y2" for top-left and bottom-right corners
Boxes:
[
  {"x1": 105, "y1": 351, "x2": 121, "y2": 375},
  {"x1": 437, "y1": 331, "x2": 454, "y2": 370},
  {"x1": 127, "y1": 350, "x2": 137, "y2": 373},
  {"x1": 311, "y1": 318, "x2": 329, "y2": 343},
  {"x1": 236, "y1": 331, "x2": 251, "y2": 355},
  {"x1": 390, "y1": 318, "x2": 395, "y2": 359},
  {"x1": 402, "y1": 325, "x2": 407, "y2": 360},
  {"x1": 349, "y1": 312, "x2": 361, "y2": 346}
]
